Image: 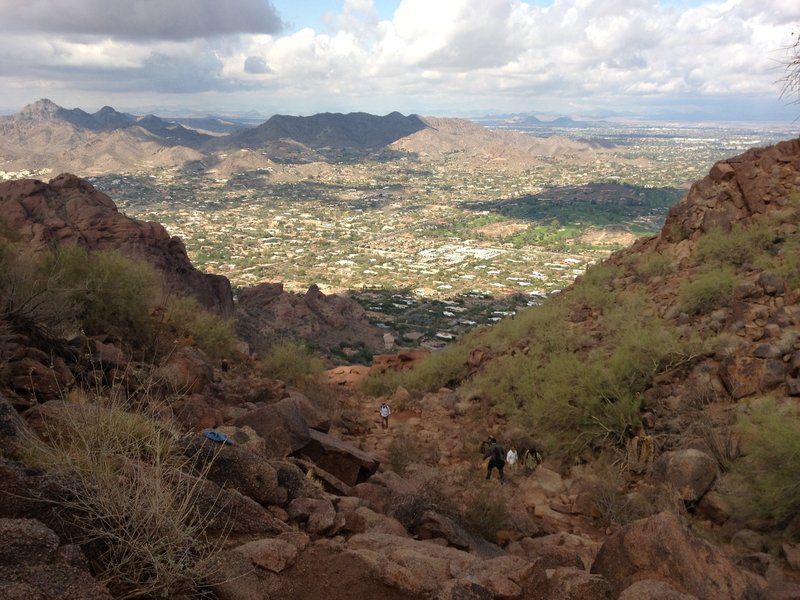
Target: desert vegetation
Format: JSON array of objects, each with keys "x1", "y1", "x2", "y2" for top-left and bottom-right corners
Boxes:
[{"x1": 21, "y1": 387, "x2": 226, "y2": 598}]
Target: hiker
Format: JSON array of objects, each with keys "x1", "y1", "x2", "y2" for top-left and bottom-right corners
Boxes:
[
  {"x1": 484, "y1": 439, "x2": 506, "y2": 483},
  {"x1": 379, "y1": 402, "x2": 391, "y2": 429},
  {"x1": 522, "y1": 447, "x2": 543, "y2": 474},
  {"x1": 479, "y1": 434, "x2": 496, "y2": 456},
  {"x1": 506, "y1": 446, "x2": 518, "y2": 473}
]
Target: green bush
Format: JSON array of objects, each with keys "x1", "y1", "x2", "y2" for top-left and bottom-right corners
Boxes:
[
  {"x1": 634, "y1": 251, "x2": 674, "y2": 279},
  {"x1": 696, "y1": 223, "x2": 773, "y2": 267},
  {"x1": 161, "y1": 295, "x2": 238, "y2": 359},
  {"x1": 568, "y1": 261, "x2": 623, "y2": 311},
  {"x1": 678, "y1": 266, "x2": 737, "y2": 315},
  {"x1": 725, "y1": 397, "x2": 800, "y2": 539},
  {"x1": 360, "y1": 342, "x2": 471, "y2": 397},
  {"x1": 0, "y1": 241, "x2": 81, "y2": 338},
  {"x1": 259, "y1": 340, "x2": 324, "y2": 386},
  {"x1": 42, "y1": 245, "x2": 161, "y2": 345}
]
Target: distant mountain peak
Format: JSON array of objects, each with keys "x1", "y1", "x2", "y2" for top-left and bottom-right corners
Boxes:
[{"x1": 17, "y1": 98, "x2": 62, "y2": 121}]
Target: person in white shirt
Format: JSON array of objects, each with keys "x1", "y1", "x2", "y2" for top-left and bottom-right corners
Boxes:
[
  {"x1": 506, "y1": 447, "x2": 518, "y2": 473},
  {"x1": 379, "y1": 402, "x2": 391, "y2": 429}
]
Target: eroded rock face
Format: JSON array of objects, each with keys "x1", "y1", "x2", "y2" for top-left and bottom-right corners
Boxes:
[
  {"x1": 660, "y1": 139, "x2": 800, "y2": 244},
  {"x1": 590, "y1": 511, "x2": 766, "y2": 599},
  {"x1": 236, "y1": 282, "x2": 384, "y2": 357},
  {"x1": 0, "y1": 174, "x2": 233, "y2": 314}
]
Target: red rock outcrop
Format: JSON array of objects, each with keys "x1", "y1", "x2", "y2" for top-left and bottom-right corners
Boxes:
[
  {"x1": 236, "y1": 282, "x2": 384, "y2": 356},
  {"x1": 0, "y1": 174, "x2": 233, "y2": 314}
]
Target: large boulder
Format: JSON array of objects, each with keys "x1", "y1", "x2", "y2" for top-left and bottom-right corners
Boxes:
[
  {"x1": 297, "y1": 429, "x2": 380, "y2": 486},
  {"x1": 184, "y1": 437, "x2": 286, "y2": 506},
  {"x1": 650, "y1": 449, "x2": 717, "y2": 502},
  {"x1": 233, "y1": 398, "x2": 311, "y2": 458},
  {"x1": 591, "y1": 511, "x2": 766, "y2": 599},
  {"x1": 156, "y1": 346, "x2": 214, "y2": 396}
]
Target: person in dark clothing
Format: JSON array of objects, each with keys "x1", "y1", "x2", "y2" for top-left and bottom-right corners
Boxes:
[{"x1": 484, "y1": 440, "x2": 506, "y2": 483}]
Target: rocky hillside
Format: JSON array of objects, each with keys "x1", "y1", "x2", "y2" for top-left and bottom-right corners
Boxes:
[
  {"x1": 0, "y1": 173, "x2": 383, "y2": 358},
  {"x1": 2, "y1": 140, "x2": 800, "y2": 600}
]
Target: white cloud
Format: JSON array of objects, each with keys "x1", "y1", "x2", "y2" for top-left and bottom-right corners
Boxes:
[{"x1": 1, "y1": 0, "x2": 799, "y2": 119}]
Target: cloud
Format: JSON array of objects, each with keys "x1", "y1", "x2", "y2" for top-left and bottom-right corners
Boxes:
[
  {"x1": 1, "y1": 0, "x2": 799, "y2": 119},
  {"x1": 0, "y1": 0, "x2": 284, "y2": 40},
  {"x1": 244, "y1": 56, "x2": 273, "y2": 74}
]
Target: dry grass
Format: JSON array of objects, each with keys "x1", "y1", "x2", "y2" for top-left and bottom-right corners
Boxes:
[{"x1": 22, "y1": 392, "x2": 227, "y2": 599}]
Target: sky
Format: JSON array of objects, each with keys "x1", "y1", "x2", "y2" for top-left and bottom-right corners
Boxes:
[{"x1": 0, "y1": 0, "x2": 799, "y2": 121}]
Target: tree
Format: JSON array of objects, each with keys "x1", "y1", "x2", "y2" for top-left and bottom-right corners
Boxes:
[{"x1": 780, "y1": 30, "x2": 800, "y2": 106}]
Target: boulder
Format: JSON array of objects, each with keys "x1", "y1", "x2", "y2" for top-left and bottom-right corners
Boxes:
[
  {"x1": 286, "y1": 497, "x2": 337, "y2": 535},
  {"x1": 286, "y1": 391, "x2": 331, "y2": 432},
  {"x1": 341, "y1": 505, "x2": 410, "y2": 537},
  {"x1": 234, "y1": 537, "x2": 298, "y2": 573},
  {"x1": 156, "y1": 345, "x2": 214, "y2": 395},
  {"x1": 650, "y1": 449, "x2": 717, "y2": 502},
  {"x1": 618, "y1": 580, "x2": 698, "y2": 600},
  {"x1": 719, "y1": 356, "x2": 787, "y2": 400},
  {"x1": 233, "y1": 398, "x2": 311, "y2": 458},
  {"x1": 184, "y1": 437, "x2": 286, "y2": 506},
  {"x1": 513, "y1": 532, "x2": 600, "y2": 570},
  {"x1": 590, "y1": 511, "x2": 766, "y2": 599},
  {"x1": 172, "y1": 393, "x2": 222, "y2": 431},
  {"x1": 187, "y1": 472, "x2": 290, "y2": 535},
  {"x1": 0, "y1": 518, "x2": 112, "y2": 600},
  {"x1": 415, "y1": 510, "x2": 473, "y2": 551},
  {"x1": 297, "y1": 429, "x2": 380, "y2": 486}
]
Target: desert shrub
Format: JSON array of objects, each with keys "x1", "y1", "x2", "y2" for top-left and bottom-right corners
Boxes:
[
  {"x1": 388, "y1": 433, "x2": 423, "y2": 474},
  {"x1": 687, "y1": 410, "x2": 740, "y2": 472},
  {"x1": 469, "y1": 301, "x2": 700, "y2": 462},
  {"x1": 725, "y1": 397, "x2": 800, "y2": 539},
  {"x1": 387, "y1": 433, "x2": 440, "y2": 474},
  {"x1": 696, "y1": 223, "x2": 773, "y2": 267},
  {"x1": 259, "y1": 340, "x2": 324, "y2": 386},
  {"x1": 160, "y1": 295, "x2": 238, "y2": 359},
  {"x1": 678, "y1": 266, "x2": 737, "y2": 315},
  {"x1": 398, "y1": 343, "x2": 471, "y2": 394},
  {"x1": 41, "y1": 245, "x2": 161, "y2": 345},
  {"x1": 485, "y1": 298, "x2": 576, "y2": 355},
  {"x1": 0, "y1": 241, "x2": 81, "y2": 338},
  {"x1": 22, "y1": 396, "x2": 224, "y2": 598},
  {"x1": 568, "y1": 261, "x2": 622, "y2": 311},
  {"x1": 389, "y1": 478, "x2": 459, "y2": 531},
  {"x1": 634, "y1": 250, "x2": 673, "y2": 279},
  {"x1": 359, "y1": 368, "x2": 405, "y2": 397},
  {"x1": 361, "y1": 342, "x2": 470, "y2": 397},
  {"x1": 461, "y1": 487, "x2": 510, "y2": 542}
]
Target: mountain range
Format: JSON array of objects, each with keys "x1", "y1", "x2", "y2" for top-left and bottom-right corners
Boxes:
[{"x1": 0, "y1": 99, "x2": 617, "y2": 175}]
